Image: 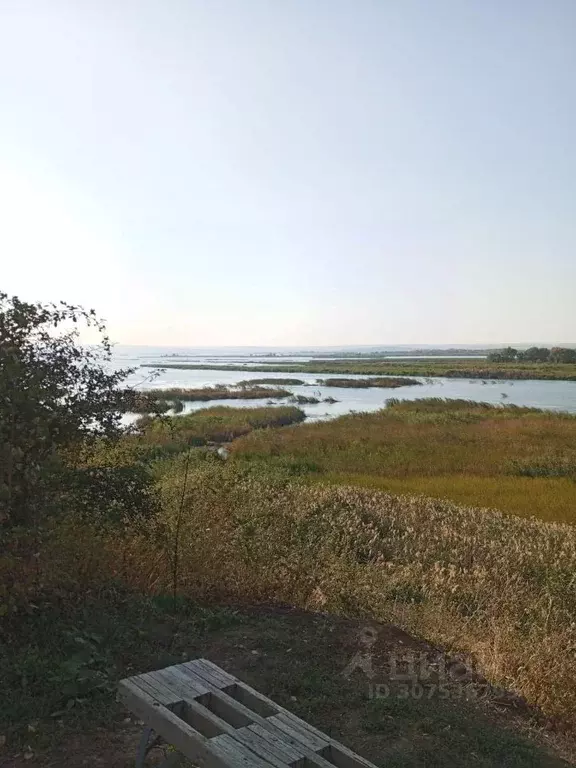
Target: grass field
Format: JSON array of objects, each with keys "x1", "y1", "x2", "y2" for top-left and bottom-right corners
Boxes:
[
  {"x1": 142, "y1": 359, "x2": 576, "y2": 381},
  {"x1": 5, "y1": 400, "x2": 576, "y2": 765},
  {"x1": 231, "y1": 399, "x2": 576, "y2": 522},
  {"x1": 8, "y1": 460, "x2": 574, "y2": 738}
]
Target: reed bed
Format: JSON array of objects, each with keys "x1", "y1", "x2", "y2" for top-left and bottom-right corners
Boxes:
[
  {"x1": 141, "y1": 360, "x2": 576, "y2": 381},
  {"x1": 135, "y1": 405, "x2": 306, "y2": 448},
  {"x1": 132, "y1": 385, "x2": 291, "y2": 410},
  {"x1": 320, "y1": 377, "x2": 421, "y2": 388},
  {"x1": 236, "y1": 378, "x2": 305, "y2": 386},
  {"x1": 85, "y1": 462, "x2": 576, "y2": 725},
  {"x1": 231, "y1": 399, "x2": 576, "y2": 521}
]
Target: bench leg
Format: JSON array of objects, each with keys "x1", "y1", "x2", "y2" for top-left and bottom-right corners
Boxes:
[
  {"x1": 136, "y1": 727, "x2": 183, "y2": 768},
  {"x1": 136, "y1": 726, "x2": 156, "y2": 768}
]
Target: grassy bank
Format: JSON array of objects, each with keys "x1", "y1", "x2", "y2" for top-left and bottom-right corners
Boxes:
[
  {"x1": 6, "y1": 462, "x2": 576, "y2": 739},
  {"x1": 83, "y1": 405, "x2": 308, "y2": 469},
  {"x1": 152, "y1": 466, "x2": 576, "y2": 724},
  {"x1": 231, "y1": 399, "x2": 576, "y2": 522},
  {"x1": 143, "y1": 360, "x2": 576, "y2": 380},
  {"x1": 8, "y1": 294, "x2": 575, "y2": 766},
  {"x1": 134, "y1": 405, "x2": 306, "y2": 454},
  {"x1": 5, "y1": 400, "x2": 576, "y2": 764}
]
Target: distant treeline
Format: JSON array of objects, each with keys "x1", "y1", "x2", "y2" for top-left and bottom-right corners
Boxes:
[
  {"x1": 297, "y1": 348, "x2": 491, "y2": 358},
  {"x1": 487, "y1": 347, "x2": 576, "y2": 364}
]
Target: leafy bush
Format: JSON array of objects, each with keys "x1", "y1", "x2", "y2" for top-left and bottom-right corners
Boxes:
[
  {"x1": 0, "y1": 292, "x2": 150, "y2": 527},
  {"x1": 56, "y1": 464, "x2": 160, "y2": 527}
]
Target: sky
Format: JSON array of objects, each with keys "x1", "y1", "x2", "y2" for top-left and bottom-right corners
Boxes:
[{"x1": 0, "y1": 1, "x2": 574, "y2": 346}]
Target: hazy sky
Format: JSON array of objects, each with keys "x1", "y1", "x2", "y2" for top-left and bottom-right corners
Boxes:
[{"x1": 1, "y1": 1, "x2": 574, "y2": 346}]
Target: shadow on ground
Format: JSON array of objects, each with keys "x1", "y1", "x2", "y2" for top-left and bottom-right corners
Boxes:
[{"x1": 1, "y1": 599, "x2": 572, "y2": 767}]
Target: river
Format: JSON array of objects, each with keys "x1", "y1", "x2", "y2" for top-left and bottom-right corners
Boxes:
[{"x1": 111, "y1": 346, "x2": 576, "y2": 420}]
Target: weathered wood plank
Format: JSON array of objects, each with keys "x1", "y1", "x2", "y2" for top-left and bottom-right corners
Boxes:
[
  {"x1": 172, "y1": 669, "x2": 336, "y2": 767},
  {"x1": 125, "y1": 674, "x2": 181, "y2": 707},
  {"x1": 167, "y1": 665, "x2": 211, "y2": 697},
  {"x1": 153, "y1": 668, "x2": 206, "y2": 699},
  {"x1": 197, "y1": 660, "x2": 376, "y2": 768},
  {"x1": 267, "y1": 714, "x2": 328, "y2": 753},
  {"x1": 118, "y1": 680, "x2": 231, "y2": 768},
  {"x1": 184, "y1": 676, "x2": 340, "y2": 766},
  {"x1": 121, "y1": 660, "x2": 378, "y2": 768},
  {"x1": 245, "y1": 723, "x2": 305, "y2": 764},
  {"x1": 188, "y1": 659, "x2": 236, "y2": 689},
  {"x1": 177, "y1": 663, "x2": 220, "y2": 691},
  {"x1": 129, "y1": 668, "x2": 295, "y2": 765},
  {"x1": 210, "y1": 734, "x2": 286, "y2": 768},
  {"x1": 221, "y1": 729, "x2": 291, "y2": 768}
]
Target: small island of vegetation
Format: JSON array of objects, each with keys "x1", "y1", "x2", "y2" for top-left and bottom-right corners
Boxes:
[
  {"x1": 144, "y1": 358, "x2": 576, "y2": 381},
  {"x1": 320, "y1": 376, "x2": 421, "y2": 388},
  {"x1": 131, "y1": 384, "x2": 292, "y2": 413},
  {"x1": 236, "y1": 377, "x2": 306, "y2": 386}
]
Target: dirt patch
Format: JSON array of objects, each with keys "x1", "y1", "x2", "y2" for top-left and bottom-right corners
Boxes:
[{"x1": 2, "y1": 603, "x2": 573, "y2": 767}]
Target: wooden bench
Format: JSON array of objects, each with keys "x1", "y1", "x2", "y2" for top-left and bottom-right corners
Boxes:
[{"x1": 119, "y1": 658, "x2": 378, "y2": 768}]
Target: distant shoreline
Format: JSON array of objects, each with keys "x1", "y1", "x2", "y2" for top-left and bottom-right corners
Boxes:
[{"x1": 140, "y1": 360, "x2": 576, "y2": 382}]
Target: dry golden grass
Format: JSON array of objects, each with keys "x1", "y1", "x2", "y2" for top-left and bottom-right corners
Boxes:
[
  {"x1": 42, "y1": 462, "x2": 576, "y2": 725},
  {"x1": 231, "y1": 399, "x2": 576, "y2": 521},
  {"x1": 162, "y1": 467, "x2": 576, "y2": 721},
  {"x1": 9, "y1": 399, "x2": 576, "y2": 740},
  {"x1": 318, "y1": 474, "x2": 576, "y2": 523}
]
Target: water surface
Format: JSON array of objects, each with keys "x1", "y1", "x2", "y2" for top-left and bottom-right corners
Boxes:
[{"x1": 113, "y1": 347, "x2": 576, "y2": 420}]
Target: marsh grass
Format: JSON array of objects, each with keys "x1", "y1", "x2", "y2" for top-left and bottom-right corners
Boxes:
[
  {"x1": 25, "y1": 464, "x2": 576, "y2": 728},
  {"x1": 236, "y1": 378, "x2": 305, "y2": 386},
  {"x1": 320, "y1": 377, "x2": 422, "y2": 388},
  {"x1": 155, "y1": 466, "x2": 576, "y2": 722},
  {"x1": 6, "y1": 399, "x2": 576, "y2": 753},
  {"x1": 231, "y1": 399, "x2": 576, "y2": 521},
  {"x1": 132, "y1": 385, "x2": 291, "y2": 412},
  {"x1": 141, "y1": 360, "x2": 576, "y2": 381},
  {"x1": 136, "y1": 405, "x2": 306, "y2": 448},
  {"x1": 81, "y1": 406, "x2": 308, "y2": 468}
]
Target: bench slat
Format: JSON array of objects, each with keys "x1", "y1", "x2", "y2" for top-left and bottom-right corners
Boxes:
[
  {"x1": 268, "y1": 714, "x2": 328, "y2": 753},
  {"x1": 210, "y1": 734, "x2": 284, "y2": 768},
  {"x1": 118, "y1": 680, "x2": 230, "y2": 768},
  {"x1": 120, "y1": 660, "x2": 378, "y2": 768},
  {"x1": 167, "y1": 665, "x2": 337, "y2": 768},
  {"x1": 246, "y1": 723, "x2": 306, "y2": 764},
  {"x1": 213, "y1": 731, "x2": 291, "y2": 768},
  {"x1": 197, "y1": 660, "x2": 376, "y2": 768},
  {"x1": 186, "y1": 659, "x2": 235, "y2": 689}
]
